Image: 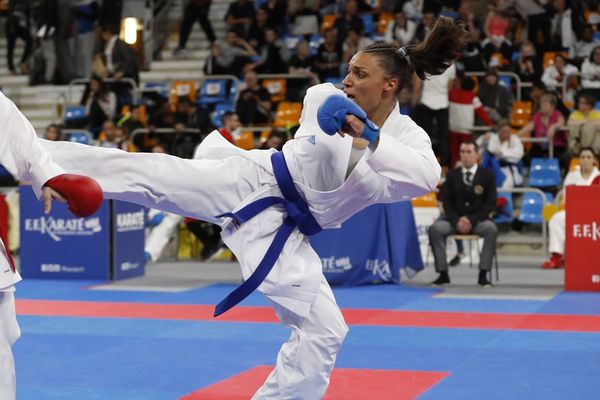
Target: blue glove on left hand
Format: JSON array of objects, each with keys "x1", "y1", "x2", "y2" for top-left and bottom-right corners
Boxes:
[{"x1": 317, "y1": 95, "x2": 380, "y2": 144}]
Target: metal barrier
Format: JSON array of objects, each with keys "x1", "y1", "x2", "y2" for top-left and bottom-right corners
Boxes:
[
  {"x1": 68, "y1": 77, "x2": 139, "y2": 105},
  {"x1": 469, "y1": 127, "x2": 553, "y2": 158},
  {"x1": 465, "y1": 71, "x2": 524, "y2": 101},
  {"x1": 497, "y1": 187, "x2": 549, "y2": 254}
]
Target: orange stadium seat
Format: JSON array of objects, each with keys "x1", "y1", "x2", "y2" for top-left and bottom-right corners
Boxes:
[
  {"x1": 543, "y1": 51, "x2": 568, "y2": 69},
  {"x1": 510, "y1": 100, "x2": 533, "y2": 128},
  {"x1": 411, "y1": 192, "x2": 438, "y2": 207},
  {"x1": 569, "y1": 157, "x2": 580, "y2": 171},
  {"x1": 321, "y1": 14, "x2": 336, "y2": 33},
  {"x1": 274, "y1": 102, "x2": 302, "y2": 128},
  {"x1": 377, "y1": 12, "x2": 393, "y2": 34},
  {"x1": 236, "y1": 131, "x2": 255, "y2": 150},
  {"x1": 171, "y1": 80, "x2": 196, "y2": 110},
  {"x1": 262, "y1": 79, "x2": 287, "y2": 103}
]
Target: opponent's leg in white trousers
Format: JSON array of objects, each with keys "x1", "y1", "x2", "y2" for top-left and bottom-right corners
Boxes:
[
  {"x1": 0, "y1": 290, "x2": 21, "y2": 400},
  {"x1": 548, "y1": 210, "x2": 566, "y2": 255},
  {"x1": 144, "y1": 213, "x2": 183, "y2": 262},
  {"x1": 253, "y1": 279, "x2": 349, "y2": 400}
]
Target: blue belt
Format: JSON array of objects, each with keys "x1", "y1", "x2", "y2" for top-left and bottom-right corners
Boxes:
[{"x1": 213, "y1": 151, "x2": 322, "y2": 317}]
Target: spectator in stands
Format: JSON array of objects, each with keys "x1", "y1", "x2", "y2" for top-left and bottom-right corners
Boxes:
[
  {"x1": 478, "y1": 67, "x2": 514, "y2": 123},
  {"x1": 528, "y1": 80, "x2": 547, "y2": 113},
  {"x1": 254, "y1": 28, "x2": 288, "y2": 74},
  {"x1": 236, "y1": 70, "x2": 272, "y2": 125},
  {"x1": 499, "y1": 0, "x2": 551, "y2": 55},
  {"x1": 174, "y1": 0, "x2": 216, "y2": 58},
  {"x1": 80, "y1": 75, "x2": 117, "y2": 136},
  {"x1": 384, "y1": 8, "x2": 416, "y2": 46},
  {"x1": 288, "y1": 0, "x2": 320, "y2": 37},
  {"x1": 288, "y1": 40, "x2": 319, "y2": 86},
  {"x1": 205, "y1": 28, "x2": 257, "y2": 77},
  {"x1": 542, "y1": 147, "x2": 600, "y2": 269},
  {"x1": 259, "y1": 0, "x2": 286, "y2": 32},
  {"x1": 333, "y1": 0, "x2": 364, "y2": 47},
  {"x1": 120, "y1": 104, "x2": 147, "y2": 149},
  {"x1": 482, "y1": 0, "x2": 513, "y2": 66},
  {"x1": 517, "y1": 93, "x2": 567, "y2": 166},
  {"x1": 174, "y1": 97, "x2": 211, "y2": 158},
  {"x1": 247, "y1": 7, "x2": 270, "y2": 51},
  {"x1": 72, "y1": 0, "x2": 99, "y2": 79},
  {"x1": 224, "y1": 0, "x2": 256, "y2": 35},
  {"x1": 6, "y1": 0, "x2": 33, "y2": 75},
  {"x1": 403, "y1": 0, "x2": 440, "y2": 21},
  {"x1": 541, "y1": 53, "x2": 578, "y2": 92},
  {"x1": 218, "y1": 111, "x2": 241, "y2": 144},
  {"x1": 35, "y1": 0, "x2": 58, "y2": 84},
  {"x1": 567, "y1": 93, "x2": 600, "y2": 157},
  {"x1": 513, "y1": 41, "x2": 543, "y2": 89},
  {"x1": 341, "y1": 27, "x2": 373, "y2": 78},
  {"x1": 581, "y1": 46, "x2": 600, "y2": 98},
  {"x1": 549, "y1": 0, "x2": 576, "y2": 52},
  {"x1": 412, "y1": 60, "x2": 456, "y2": 168},
  {"x1": 44, "y1": 124, "x2": 63, "y2": 141},
  {"x1": 96, "y1": 120, "x2": 119, "y2": 148},
  {"x1": 448, "y1": 74, "x2": 493, "y2": 167},
  {"x1": 259, "y1": 129, "x2": 287, "y2": 151},
  {"x1": 314, "y1": 27, "x2": 343, "y2": 83},
  {"x1": 477, "y1": 119, "x2": 524, "y2": 188},
  {"x1": 569, "y1": 25, "x2": 596, "y2": 69},
  {"x1": 412, "y1": 12, "x2": 435, "y2": 44},
  {"x1": 428, "y1": 141, "x2": 498, "y2": 287}
]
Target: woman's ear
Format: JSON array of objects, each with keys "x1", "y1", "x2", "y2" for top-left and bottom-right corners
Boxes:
[{"x1": 385, "y1": 77, "x2": 398, "y2": 94}]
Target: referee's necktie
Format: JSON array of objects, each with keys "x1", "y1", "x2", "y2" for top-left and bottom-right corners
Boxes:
[{"x1": 465, "y1": 171, "x2": 473, "y2": 186}]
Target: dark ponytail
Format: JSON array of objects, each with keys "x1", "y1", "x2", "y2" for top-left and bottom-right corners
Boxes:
[{"x1": 361, "y1": 16, "x2": 467, "y2": 91}]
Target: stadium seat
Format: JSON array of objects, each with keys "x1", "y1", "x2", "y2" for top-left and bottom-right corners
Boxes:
[
  {"x1": 64, "y1": 105, "x2": 86, "y2": 122},
  {"x1": 377, "y1": 12, "x2": 393, "y2": 34},
  {"x1": 528, "y1": 158, "x2": 561, "y2": 187},
  {"x1": 274, "y1": 102, "x2": 302, "y2": 128},
  {"x1": 543, "y1": 51, "x2": 568, "y2": 68},
  {"x1": 569, "y1": 157, "x2": 580, "y2": 171},
  {"x1": 64, "y1": 131, "x2": 92, "y2": 145},
  {"x1": 211, "y1": 102, "x2": 236, "y2": 127},
  {"x1": 262, "y1": 79, "x2": 287, "y2": 103},
  {"x1": 171, "y1": 80, "x2": 196, "y2": 106},
  {"x1": 198, "y1": 79, "x2": 226, "y2": 106},
  {"x1": 360, "y1": 14, "x2": 374, "y2": 35},
  {"x1": 309, "y1": 34, "x2": 323, "y2": 56},
  {"x1": 411, "y1": 192, "x2": 437, "y2": 207},
  {"x1": 498, "y1": 75, "x2": 511, "y2": 90},
  {"x1": 236, "y1": 131, "x2": 255, "y2": 150},
  {"x1": 518, "y1": 191, "x2": 554, "y2": 224},
  {"x1": 510, "y1": 101, "x2": 533, "y2": 128},
  {"x1": 494, "y1": 192, "x2": 513, "y2": 224},
  {"x1": 321, "y1": 14, "x2": 336, "y2": 32}
]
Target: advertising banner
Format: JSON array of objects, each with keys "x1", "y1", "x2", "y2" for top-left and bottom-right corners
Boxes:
[{"x1": 112, "y1": 201, "x2": 145, "y2": 280}]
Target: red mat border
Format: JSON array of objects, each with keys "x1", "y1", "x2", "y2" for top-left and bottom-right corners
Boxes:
[{"x1": 15, "y1": 299, "x2": 600, "y2": 332}]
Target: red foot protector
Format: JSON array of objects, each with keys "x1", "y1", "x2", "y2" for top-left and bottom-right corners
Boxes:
[{"x1": 180, "y1": 366, "x2": 449, "y2": 400}]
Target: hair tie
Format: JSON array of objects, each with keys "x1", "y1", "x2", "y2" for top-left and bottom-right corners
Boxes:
[{"x1": 398, "y1": 46, "x2": 411, "y2": 65}]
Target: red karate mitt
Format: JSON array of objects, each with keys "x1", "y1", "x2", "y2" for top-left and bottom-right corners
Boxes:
[{"x1": 44, "y1": 174, "x2": 103, "y2": 217}]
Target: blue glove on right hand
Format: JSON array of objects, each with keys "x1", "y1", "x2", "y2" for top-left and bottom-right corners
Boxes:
[{"x1": 317, "y1": 95, "x2": 380, "y2": 144}]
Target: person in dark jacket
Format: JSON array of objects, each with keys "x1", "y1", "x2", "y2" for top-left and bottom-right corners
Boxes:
[{"x1": 428, "y1": 141, "x2": 498, "y2": 287}]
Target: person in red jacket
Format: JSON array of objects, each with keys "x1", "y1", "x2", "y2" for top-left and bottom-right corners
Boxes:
[{"x1": 448, "y1": 73, "x2": 493, "y2": 167}]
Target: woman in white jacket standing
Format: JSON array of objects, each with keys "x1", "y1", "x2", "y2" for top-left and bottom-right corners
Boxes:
[{"x1": 42, "y1": 17, "x2": 466, "y2": 399}]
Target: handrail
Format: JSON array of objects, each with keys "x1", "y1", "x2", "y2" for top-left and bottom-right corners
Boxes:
[
  {"x1": 469, "y1": 127, "x2": 554, "y2": 158},
  {"x1": 68, "y1": 77, "x2": 139, "y2": 105},
  {"x1": 497, "y1": 186, "x2": 549, "y2": 255},
  {"x1": 465, "y1": 70, "x2": 523, "y2": 101}
]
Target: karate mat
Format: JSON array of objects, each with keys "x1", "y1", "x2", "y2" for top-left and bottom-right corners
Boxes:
[{"x1": 12, "y1": 278, "x2": 600, "y2": 400}]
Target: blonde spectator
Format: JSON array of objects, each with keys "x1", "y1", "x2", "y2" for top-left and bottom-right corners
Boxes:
[
  {"x1": 517, "y1": 93, "x2": 567, "y2": 166},
  {"x1": 477, "y1": 120, "x2": 524, "y2": 188},
  {"x1": 567, "y1": 93, "x2": 600, "y2": 156}
]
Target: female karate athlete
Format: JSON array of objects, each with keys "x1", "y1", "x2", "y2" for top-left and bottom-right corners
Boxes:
[
  {"x1": 41, "y1": 16, "x2": 466, "y2": 399},
  {"x1": 0, "y1": 90, "x2": 102, "y2": 400}
]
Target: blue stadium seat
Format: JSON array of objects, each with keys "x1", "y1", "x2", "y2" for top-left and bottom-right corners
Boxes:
[
  {"x1": 143, "y1": 82, "x2": 169, "y2": 98},
  {"x1": 528, "y1": 158, "x2": 561, "y2": 187},
  {"x1": 494, "y1": 192, "x2": 514, "y2": 224},
  {"x1": 64, "y1": 106, "x2": 86, "y2": 122},
  {"x1": 198, "y1": 79, "x2": 227, "y2": 105},
  {"x1": 593, "y1": 31, "x2": 600, "y2": 42},
  {"x1": 518, "y1": 191, "x2": 553, "y2": 224},
  {"x1": 64, "y1": 131, "x2": 92, "y2": 145},
  {"x1": 499, "y1": 75, "x2": 511, "y2": 90},
  {"x1": 309, "y1": 34, "x2": 322, "y2": 56},
  {"x1": 360, "y1": 14, "x2": 374, "y2": 35},
  {"x1": 211, "y1": 102, "x2": 236, "y2": 127}
]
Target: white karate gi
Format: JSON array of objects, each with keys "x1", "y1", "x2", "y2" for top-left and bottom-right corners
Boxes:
[
  {"x1": 42, "y1": 83, "x2": 440, "y2": 399},
  {"x1": 144, "y1": 210, "x2": 183, "y2": 263},
  {"x1": 479, "y1": 133, "x2": 524, "y2": 188},
  {"x1": 0, "y1": 91, "x2": 64, "y2": 400},
  {"x1": 549, "y1": 167, "x2": 600, "y2": 255}
]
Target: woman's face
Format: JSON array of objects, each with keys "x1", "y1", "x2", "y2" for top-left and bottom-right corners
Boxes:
[
  {"x1": 577, "y1": 97, "x2": 593, "y2": 113},
  {"x1": 580, "y1": 150, "x2": 596, "y2": 171},
  {"x1": 342, "y1": 52, "x2": 394, "y2": 117},
  {"x1": 593, "y1": 48, "x2": 600, "y2": 64},
  {"x1": 540, "y1": 99, "x2": 554, "y2": 115},
  {"x1": 498, "y1": 125, "x2": 512, "y2": 141}
]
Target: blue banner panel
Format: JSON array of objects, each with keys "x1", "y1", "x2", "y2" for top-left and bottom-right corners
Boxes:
[
  {"x1": 19, "y1": 185, "x2": 110, "y2": 279},
  {"x1": 310, "y1": 202, "x2": 423, "y2": 286},
  {"x1": 111, "y1": 201, "x2": 146, "y2": 280}
]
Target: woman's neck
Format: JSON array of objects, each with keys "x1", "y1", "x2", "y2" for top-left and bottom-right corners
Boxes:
[
  {"x1": 581, "y1": 167, "x2": 594, "y2": 178},
  {"x1": 369, "y1": 100, "x2": 395, "y2": 128}
]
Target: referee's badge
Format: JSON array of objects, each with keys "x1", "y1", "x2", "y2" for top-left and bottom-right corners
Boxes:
[{"x1": 474, "y1": 185, "x2": 484, "y2": 195}]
